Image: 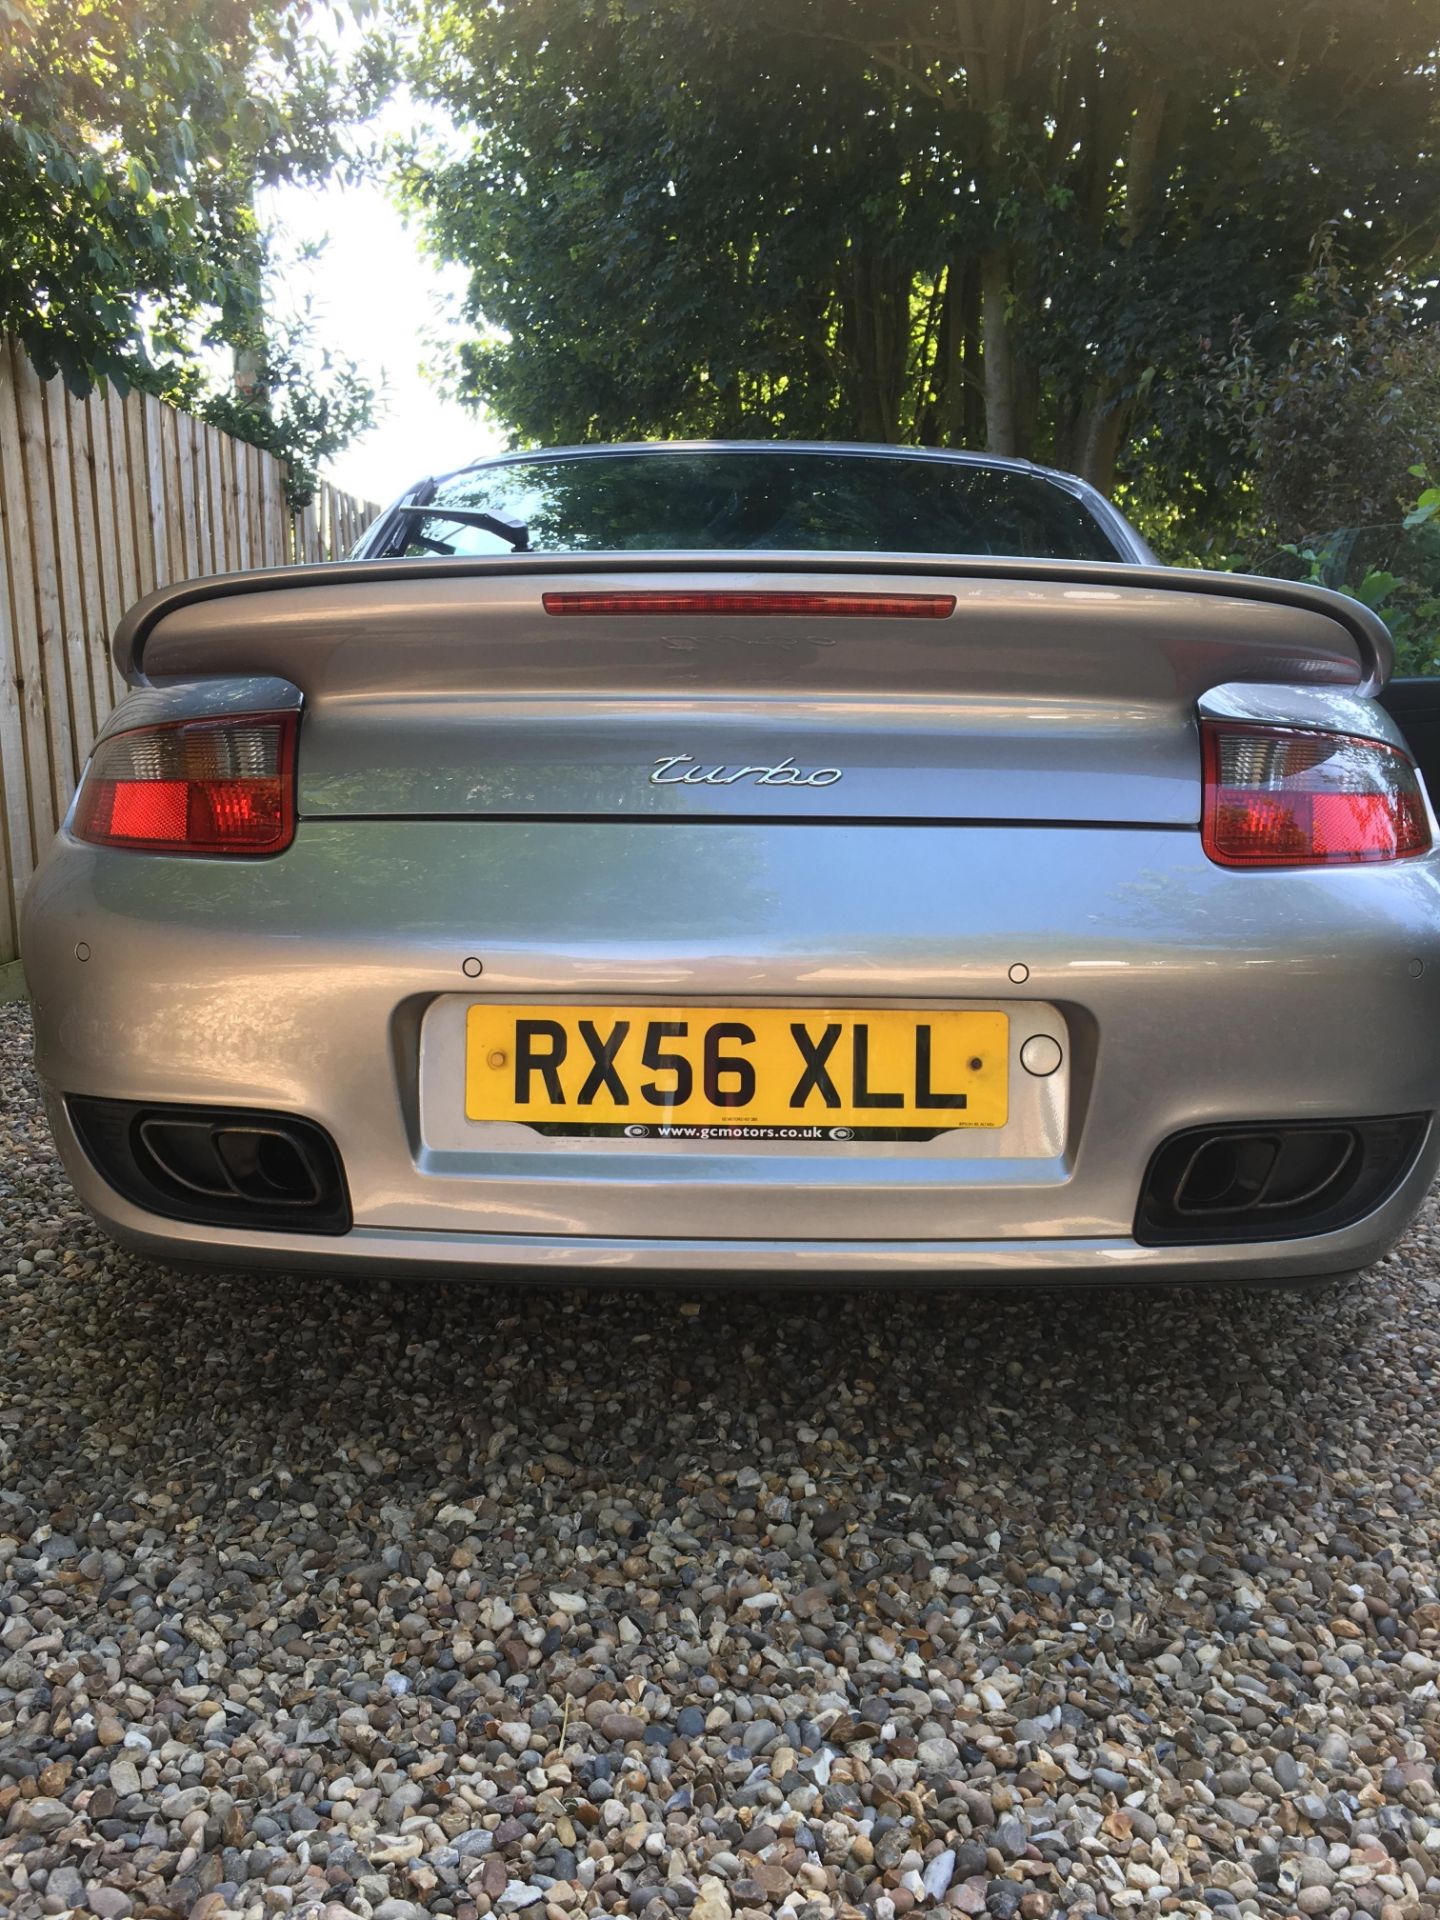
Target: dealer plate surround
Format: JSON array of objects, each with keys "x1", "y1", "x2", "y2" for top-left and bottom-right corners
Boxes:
[{"x1": 464, "y1": 1003, "x2": 1008, "y2": 1137}]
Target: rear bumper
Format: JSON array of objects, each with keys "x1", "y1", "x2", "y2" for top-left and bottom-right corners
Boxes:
[
  {"x1": 22, "y1": 816, "x2": 1440, "y2": 1280},
  {"x1": 37, "y1": 1088, "x2": 1436, "y2": 1284}
]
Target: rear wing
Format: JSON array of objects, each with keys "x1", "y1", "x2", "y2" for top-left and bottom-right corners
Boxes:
[{"x1": 113, "y1": 553, "x2": 1394, "y2": 691}]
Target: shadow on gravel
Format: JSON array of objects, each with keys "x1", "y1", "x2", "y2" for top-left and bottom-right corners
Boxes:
[{"x1": 10, "y1": 1240, "x2": 1406, "y2": 1510}]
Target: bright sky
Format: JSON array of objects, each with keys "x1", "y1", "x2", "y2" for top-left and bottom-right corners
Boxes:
[{"x1": 258, "y1": 162, "x2": 506, "y2": 510}]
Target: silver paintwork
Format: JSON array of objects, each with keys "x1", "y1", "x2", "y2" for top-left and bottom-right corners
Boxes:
[
  {"x1": 23, "y1": 811, "x2": 1440, "y2": 1275},
  {"x1": 37, "y1": 1108, "x2": 1433, "y2": 1286},
  {"x1": 116, "y1": 553, "x2": 1391, "y2": 688},
  {"x1": 1198, "y1": 680, "x2": 1415, "y2": 746},
  {"x1": 20, "y1": 444, "x2": 1439, "y2": 1283},
  {"x1": 114, "y1": 563, "x2": 1386, "y2": 831}
]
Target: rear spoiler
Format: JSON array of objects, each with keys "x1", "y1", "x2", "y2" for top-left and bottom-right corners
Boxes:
[{"x1": 113, "y1": 552, "x2": 1395, "y2": 691}]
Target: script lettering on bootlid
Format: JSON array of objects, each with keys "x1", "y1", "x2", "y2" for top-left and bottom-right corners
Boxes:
[{"x1": 649, "y1": 753, "x2": 843, "y2": 788}]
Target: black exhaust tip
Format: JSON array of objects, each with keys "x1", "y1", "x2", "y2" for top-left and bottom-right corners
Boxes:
[
  {"x1": 70, "y1": 1098, "x2": 351, "y2": 1234},
  {"x1": 1135, "y1": 1115, "x2": 1426, "y2": 1246}
]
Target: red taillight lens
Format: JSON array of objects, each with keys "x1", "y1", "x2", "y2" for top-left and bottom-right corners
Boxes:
[
  {"x1": 541, "y1": 590, "x2": 956, "y2": 618},
  {"x1": 1201, "y1": 721, "x2": 1431, "y2": 868},
  {"x1": 73, "y1": 713, "x2": 298, "y2": 855}
]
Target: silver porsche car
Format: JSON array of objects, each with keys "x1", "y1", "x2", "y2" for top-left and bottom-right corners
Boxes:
[{"x1": 20, "y1": 442, "x2": 1440, "y2": 1286}]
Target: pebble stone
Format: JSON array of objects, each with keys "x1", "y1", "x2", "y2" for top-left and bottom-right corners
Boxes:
[{"x1": 4, "y1": 999, "x2": 1440, "y2": 1920}]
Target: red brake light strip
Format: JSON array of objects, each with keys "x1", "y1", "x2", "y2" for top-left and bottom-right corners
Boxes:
[{"x1": 542, "y1": 590, "x2": 956, "y2": 618}]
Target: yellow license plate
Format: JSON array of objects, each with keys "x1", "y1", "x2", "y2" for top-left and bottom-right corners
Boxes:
[{"x1": 465, "y1": 1005, "x2": 1008, "y2": 1132}]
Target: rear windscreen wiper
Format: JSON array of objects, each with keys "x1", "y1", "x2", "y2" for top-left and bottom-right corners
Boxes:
[{"x1": 390, "y1": 503, "x2": 530, "y2": 551}]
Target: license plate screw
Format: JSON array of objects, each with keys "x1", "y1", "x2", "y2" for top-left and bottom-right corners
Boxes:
[
  {"x1": 487, "y1": 1050, "x2": 508, "y2": 1069},
  {"x1": 969, "y1": 1057, "x2": 983, "y2": 1071}
]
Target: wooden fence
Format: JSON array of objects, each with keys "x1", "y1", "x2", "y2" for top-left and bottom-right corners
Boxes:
[{"x1": 0, "y1": 338, "x2": 379, "y2": 965}]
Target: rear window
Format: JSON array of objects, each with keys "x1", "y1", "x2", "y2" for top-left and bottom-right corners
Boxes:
[{"x1": 387, "y1": 450, "x2": 1122, "y2": 562}]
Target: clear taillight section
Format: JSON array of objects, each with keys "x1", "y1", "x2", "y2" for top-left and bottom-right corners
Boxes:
[
  {"x1": 73, "y1": 713, "x2": 298, "y2": 855},
  {"x1": 1201, "y1": 720, "x2": 1431, "y2": 868}
]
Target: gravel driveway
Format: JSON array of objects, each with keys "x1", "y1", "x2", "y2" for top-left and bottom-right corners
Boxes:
[{"x1": 4, "y1": 1001, "x2": 1440, "y2": 1920}]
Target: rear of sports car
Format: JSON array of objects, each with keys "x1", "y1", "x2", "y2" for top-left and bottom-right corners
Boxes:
[{"x1": 19, "y1": 450, "x2": 1440, "y2": 1285}]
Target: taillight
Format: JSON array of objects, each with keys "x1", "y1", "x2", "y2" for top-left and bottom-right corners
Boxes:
[
  {"x1": 1201, "y1": 720, "x2": 1431, "y2": 868},
  {"x1": 541, "y1": 590, "x2": 956, "y2": 618},
  {"x1": 73, "y1": 712, "x2": 298, "y2": 855}
]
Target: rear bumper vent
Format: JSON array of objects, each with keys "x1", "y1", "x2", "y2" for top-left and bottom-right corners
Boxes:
[
  {"x1": 1135, "y1": 1115, "x2": 1427, "y2": 1246},
  {"x1": 69, "y1": 1098, "x2": 351, "y2": 1235}
]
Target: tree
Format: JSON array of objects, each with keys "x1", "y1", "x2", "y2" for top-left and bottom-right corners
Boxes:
[
  {"x1": 1209, "y1": 260, "x2": 1440, "y2": 556},
  {"x1": 1195, "y1": 257, "x2": 1440, "y2": 671},
  {"x1": 408, "y1": 0, "x2": 1440, "y2": 507},
  {"x1": 0, "y1": 0, "x2": 395, "y2": 496}
]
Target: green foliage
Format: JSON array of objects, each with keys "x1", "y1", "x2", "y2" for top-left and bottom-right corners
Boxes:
[
  {"x1": 1404, "y1": 479, "x2": 1440, "y2": 534},
  {"x1": 0, "y1": 0, "x2": 395, "y2": 494},
  {"x1": 141, "y1": 298, "x2": 382, "y2": 511},
  {"x1": 407, "y1": 0, "x2": 1440, "y2": 517},
  {"x1": 1186, "y1": 262, "x2": 1440, "y2": 675},
  {"x1": 1264, "y1": 481, "x2": 1440, "y2": 680},
  {"x1": 1204, "y1": 258, "x2": 1440, "y2": 555}
]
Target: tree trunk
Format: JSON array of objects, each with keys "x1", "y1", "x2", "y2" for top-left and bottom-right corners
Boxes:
[
  {"x1": 981, "y1": 250, "x2": 1019, "y2": 456},
  {"x1": 937, "y1": 254, "x2": 985, "y2": 450},
  {"x1": 912, "y1": 270, "x2": 949, "y2": 444},
  {"x1": 843, "y1": 248, "x2": 908, "y2": 442},
  {"x1": 1051, "y1": 400, "x2": 1080, "y2": 475},
  {"x1": 914, "y1": 266, "x2": 950, "y2": 445},
  {"x1": 1073, "y1": 394, "x2": 1130, "y2": 497},
  {"x1": 1014, "y1": 353, "x2": 1041, "y2": 460},
  {"x1": 1123, "y1": 85, "x2": 1169, "y2": 241},
  {"x1": 226, "y1": 204, "x2": 270, "y2": 416},
  {"x1": 233, "y1": 342, "x2": 268, "y2": 411},
  {"x1": 961, "y1": 260, "x2": 985, "y2": 447}
]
